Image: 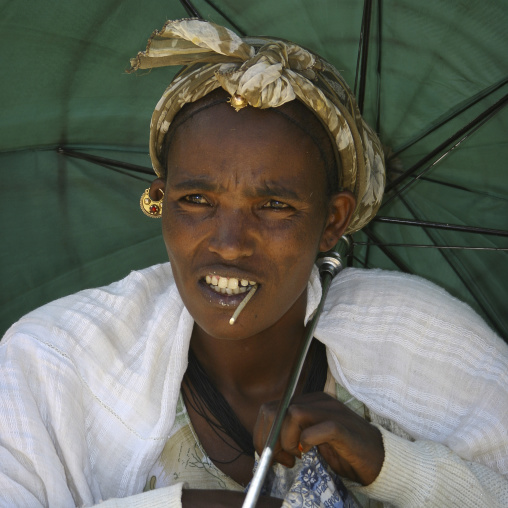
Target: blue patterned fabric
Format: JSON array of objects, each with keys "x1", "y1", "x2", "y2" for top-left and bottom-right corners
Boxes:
[{"x1": 247, "y1": 447, "x2": 358, "y2": 508}]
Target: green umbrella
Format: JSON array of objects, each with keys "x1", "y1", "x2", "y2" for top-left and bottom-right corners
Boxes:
[{"x1": 1, "y1": 0, "x2": 507, "y2": 339}]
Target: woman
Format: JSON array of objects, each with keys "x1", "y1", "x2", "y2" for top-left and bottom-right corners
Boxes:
[{"x1": 0, "y1": 19, "x2": 507, "y2": 508}]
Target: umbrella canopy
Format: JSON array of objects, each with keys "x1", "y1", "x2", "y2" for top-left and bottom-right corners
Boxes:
[{"x1": 1, "y1": 0, "x2": 507, "y2": 339}]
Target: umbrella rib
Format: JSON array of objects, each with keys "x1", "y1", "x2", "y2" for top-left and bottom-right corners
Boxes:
[
  {"x1": 381, "y1": 96, "x2": 508, "y2": 211},
  {"x1": 354, "y1": 242, "x2": 508, "y2": 251},
  {"x1": 201, "y1": 0, "x2": 246, "y2": 36},
  {"x1": 64, "y1": 155, "x2": 152, "y2": 183},
  {"x1": 396, "y1": 196, "x2": 504, "y2": 337},
  {"x1": 354, "y1": 0, "x2": 374, "y2": 114},
  {"x1": 385, "y1": 170, "x2": 508, "y2": 203},
  {"x1": 374, "y1": 217, "x2": 508, "y2": 238},
  {"x1": 374, "y1": 0, "x2": 383, "y2": 133},
  {"x1": 382, "y1": 124, "x2": 483, "y2": 210},
  {"x1": 89, "y1": 163, "x2": 152, "y2": 183},
  {"x1": 58, "y1": 148, "x2": 153, "y2": 176},
  {"x1": 362, "y1": 227, "x2": 412, "y2": 273},
  {"x1": 353, "y1": 8, "x2": 363, "y2": 97},
  {"x1": 363, "y1": 237, "x2": 373, "y2": 269},
  {"x1": 390, "y1": 77, "x2": 508, "y2": 159},
  {"x1": 179, "y1": 0, "x2": 204, "y2": 19},
  {"x1": 384, "y1": 93, "x2": 508, "y2": 195},
  {"x1": 352, "y1": 254, "x2": 369, "y2": 268},
  {"x1": 387, "y1": 171, "x2": 472, "y2": 193}
]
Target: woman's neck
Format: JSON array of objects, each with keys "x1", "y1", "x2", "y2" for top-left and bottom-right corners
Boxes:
[{"x1": 189, "y1": 290, "x2": 308, "y2": 402}]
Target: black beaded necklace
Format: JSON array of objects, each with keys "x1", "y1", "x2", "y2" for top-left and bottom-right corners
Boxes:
[{"x1": 182, "y1": 340, "x2": 328, "y2": 463}]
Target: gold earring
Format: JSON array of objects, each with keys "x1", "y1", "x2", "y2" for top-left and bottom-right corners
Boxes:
[{"x1": 140, "y1": 188, "x2": 163, "y2": 218}]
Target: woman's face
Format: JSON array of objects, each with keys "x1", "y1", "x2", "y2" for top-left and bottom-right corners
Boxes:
[{"x1": 156, "y1": 101, "x2": 352, "y2": 340}]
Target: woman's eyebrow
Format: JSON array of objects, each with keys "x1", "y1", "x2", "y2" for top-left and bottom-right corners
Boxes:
[
  {"x1": 170, "y1": 179, "x2": 301, "y2": 200},
  {"x1": 170, "y1": 178, "x2": 221, "y2": 192},
  {"x1": 246, "y1": 184, "x2": 301, "y2": 201}
]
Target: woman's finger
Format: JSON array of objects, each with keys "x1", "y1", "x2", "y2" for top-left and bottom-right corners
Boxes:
[
  {"x1": 253, "y1": 400, "x2": 296, "y2": 467},
  {"x1": 278, "y1": 402, "x2": 316, "y2": 456},
  {"x1": 300, "y1": 420, "x2": 384, "y2": 485},
  {"x1": 255, "y1": 393, "x2": 352, "y2": 457}
]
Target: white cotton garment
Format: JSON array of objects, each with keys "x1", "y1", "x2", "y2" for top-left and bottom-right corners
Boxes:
[
  {"x1": 0, "y1": 263, "x2": 507, "y2": 507},
  {"x1": 316, "y1": 268, "x2": 508, "y2": 477}
]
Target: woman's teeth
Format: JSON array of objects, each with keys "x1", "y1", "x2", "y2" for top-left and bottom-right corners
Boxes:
[{"x1": 205, "y1": 275, "x2": 257, "y2": 294}]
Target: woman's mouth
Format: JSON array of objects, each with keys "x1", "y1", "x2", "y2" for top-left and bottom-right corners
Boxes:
[
  {"x1": 205, "y1": 274, "x2": 257, "y2": 295},
  {"x1": 200, "y1": 273, "x2": 260, "y2": 325}
]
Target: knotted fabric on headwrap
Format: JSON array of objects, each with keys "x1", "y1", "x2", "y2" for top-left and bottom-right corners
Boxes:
[{"x1": 130, "y1": 19, "x2": 385, "y2": 233}]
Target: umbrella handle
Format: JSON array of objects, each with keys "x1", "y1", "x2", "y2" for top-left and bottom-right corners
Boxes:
[{"x1": 242, "y1": 236, "x2": 352, "y2": 508}]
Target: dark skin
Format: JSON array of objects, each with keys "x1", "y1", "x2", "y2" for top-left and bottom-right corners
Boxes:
[{"x1": 149, "y1": 99, "x2": 383, "y2": 507}]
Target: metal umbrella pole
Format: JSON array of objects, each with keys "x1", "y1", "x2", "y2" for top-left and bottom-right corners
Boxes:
[{"x1": 242, "y1": 236, "x2": 352, "y2": 508}]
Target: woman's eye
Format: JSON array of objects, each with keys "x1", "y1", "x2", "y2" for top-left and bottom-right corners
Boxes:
[
  {"x1": 183, "y1": 194, "x2": 209, "y2": 205},
  {"x1": 263, "y1": 200, "x2": 289, "y2": 210}
]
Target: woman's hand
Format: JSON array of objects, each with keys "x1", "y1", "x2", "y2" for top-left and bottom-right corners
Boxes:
[{"x1": 254, "y1": 392, "x2": 384, "y2": 486}]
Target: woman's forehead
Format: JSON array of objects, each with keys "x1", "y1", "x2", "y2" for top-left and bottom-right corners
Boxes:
[
  {"x1": 163, "y1": 90, "x2": 337, "y2": 187},
  {"x1": 169, "y1": 103, "x2": 324, "y2": 167},
  {"x1": 165, "y1": 101, "x2": 330, "y2": 200},
  {"x1": 172, "y1": 100, "x2": 321, "y2": 144},
  {"x1": 169, "y1": 88, "x2": 331, "y2": 143}
]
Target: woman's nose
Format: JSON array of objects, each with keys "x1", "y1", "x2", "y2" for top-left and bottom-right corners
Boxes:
[{"x1": 207, "y1": 209, "x2": 255, "y2": 260}]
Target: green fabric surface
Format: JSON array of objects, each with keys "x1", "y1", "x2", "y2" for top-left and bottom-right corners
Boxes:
[{"x1": 1, "y1": 0, "x2": 507, "y2": 338}]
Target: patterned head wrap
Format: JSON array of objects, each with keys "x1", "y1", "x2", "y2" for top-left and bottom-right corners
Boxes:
[{"x1": 130, "y1": 19, "x2": 385, "y2": 233}]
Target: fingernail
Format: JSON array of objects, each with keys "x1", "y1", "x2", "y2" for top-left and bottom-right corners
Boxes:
[{"x1": 298, "y1": 442, "x2": 304, "y2": 453}]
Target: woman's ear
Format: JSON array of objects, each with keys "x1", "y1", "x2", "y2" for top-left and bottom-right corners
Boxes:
[
  {"x1": 318, "y1": 191, "x2": 356, "y2": 252},
  {"x1": 149, "y1": 178, "x2": 166, "y2": 200}
]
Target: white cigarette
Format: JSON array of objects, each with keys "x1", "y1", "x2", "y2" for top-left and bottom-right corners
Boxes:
[{"x1": 229, "y1": 285, "x2": 258, "y2": 325}]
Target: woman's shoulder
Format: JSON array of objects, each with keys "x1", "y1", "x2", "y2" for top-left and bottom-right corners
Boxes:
[
  {"x1": 320, "y1": 267, "x2": 507, "y2": 357},
  {"x1": 319, "y1": 269, "x2": 508, "y2": 455},
  {"x1": 2, "y1": 263, "x2": 182, "y2": 353},
  {"x1": 326, "y1": 267, "x2": 496, "y2": 333},
  {"x1": 1, "y1": 263, "x2": 190, "y2": 432},
  {"x1": 328, "y1": 266, "x2": 463, "y2": 306}
]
